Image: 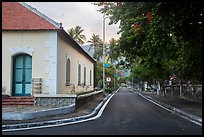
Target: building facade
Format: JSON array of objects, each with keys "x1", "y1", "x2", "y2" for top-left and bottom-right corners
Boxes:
[{"x1": 2, "y1": 2, "x2": 96, "y2": 98}]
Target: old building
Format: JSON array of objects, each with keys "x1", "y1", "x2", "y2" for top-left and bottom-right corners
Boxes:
[{"x1": 2, "y1": 2, "x2": 96, "y2": 103}]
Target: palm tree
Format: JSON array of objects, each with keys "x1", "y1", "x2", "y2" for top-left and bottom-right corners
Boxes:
[
  {"x1": 109, "y1": 38, "x2": 118, "y2": 64},
  {"x1": 67, "y1": 26, "x2": 86, "y2": 45},
  {"x1": 67, "y1": 28, "x2": 75, "y2": 38},
  {"x1": 88, "y1": 34, "x2": 103, "y2": 61}
]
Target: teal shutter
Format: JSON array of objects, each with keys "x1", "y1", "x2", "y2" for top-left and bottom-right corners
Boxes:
[{"x1": 13, "y1": 54, "x2": 32, "y2": 96}]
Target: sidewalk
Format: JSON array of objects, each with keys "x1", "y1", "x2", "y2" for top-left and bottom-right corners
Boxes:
[
  {"x1": 136, "y1": 90, "x2": 202, "y2": 125},
  {"x1": 2, "y1": 93, "x2": 106, "y2": 125}
]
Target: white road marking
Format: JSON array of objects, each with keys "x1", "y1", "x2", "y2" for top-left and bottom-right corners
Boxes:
[
  {"x1": 2, "y1": 87, "x2": 121, "y2": 132},
  {"x1": 138, "y1": 92, "x2": 202, "y2": 127}
]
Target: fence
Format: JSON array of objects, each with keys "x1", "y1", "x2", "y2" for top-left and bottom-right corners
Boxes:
[
  {"x1": 136, "y1": 83, "x2": 202, "y2": 103},
  {"x1": 164, "y1": 84, "x2": 202, "y2": 103}
]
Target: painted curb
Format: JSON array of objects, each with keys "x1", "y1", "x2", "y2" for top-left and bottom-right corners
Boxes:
[
  {"x1": 138, "y1": 92, "x2": 202, "y2": 126},
  {"x1": 2, "y1": 87, "x2": 121, "y2": 131}
]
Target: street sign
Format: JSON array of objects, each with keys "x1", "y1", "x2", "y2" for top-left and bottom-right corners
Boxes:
[
  {"x1": 114, "y1": 73, "x2": 118, "y2": 78},
  {"x1": 106, "y1": 77, "x2": 111, "y2": 82},
  {"x1": 104, "y1": 63, "x2": 111, "y2": 68}
]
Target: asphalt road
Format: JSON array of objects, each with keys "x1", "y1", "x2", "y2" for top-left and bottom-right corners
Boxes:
[{"x1": 3, "y1": 87, "x2": 202, "y2": 135}]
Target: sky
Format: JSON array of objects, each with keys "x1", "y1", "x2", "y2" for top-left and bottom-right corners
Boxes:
[{"x1": 26, "y1": 2, "x2": 121, "y2": 44}]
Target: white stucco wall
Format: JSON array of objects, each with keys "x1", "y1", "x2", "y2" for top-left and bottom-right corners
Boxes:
[
  {"x1": 57, "y1": 36, "x2": 94, "y2": 94},
  {"x1": 2, "y1": 31, "x2": 58, "y2": 96},
  {"x1": 2, "y1": 30, "x2": 94, "y2": 96}
]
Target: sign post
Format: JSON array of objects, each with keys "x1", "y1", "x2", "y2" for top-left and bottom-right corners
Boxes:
[
  {"x1": 106, "y1": 77, "x2": 111, "y2": 93},
  {"x1": 106, "y1": 77, "x2": 111, "y2": 82}
]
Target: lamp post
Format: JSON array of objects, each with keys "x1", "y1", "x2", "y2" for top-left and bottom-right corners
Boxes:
[{"x1": 103, "y1": 14, "x2": 108, "y2": 96}]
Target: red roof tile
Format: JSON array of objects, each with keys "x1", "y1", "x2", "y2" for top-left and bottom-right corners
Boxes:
[{"x1": 2, "y1": 2, "x2": 59, "y2": 30}]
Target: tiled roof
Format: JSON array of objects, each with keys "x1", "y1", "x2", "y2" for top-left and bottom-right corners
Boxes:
[{"x1": 2, "y1": 2, "x2": 60, "y2": 30}]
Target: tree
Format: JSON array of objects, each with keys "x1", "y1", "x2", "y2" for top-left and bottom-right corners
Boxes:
[
  {"x1": 108, "y1": 38, "x2": 119, "y2": 64},
  {"x1": 67, "y1": 26, "x2": 86, "y2": 45},
  {"x1": 94, "y1": 61, "x2": 103, "y2": 88},
  {"x1": 94, "y1": 2, "x2": 202, "y2": 84},
  {"x1": 87, "y1": 34, "x2": 103, "y2": 61}
]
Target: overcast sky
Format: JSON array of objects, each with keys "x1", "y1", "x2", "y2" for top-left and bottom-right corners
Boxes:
[{"x1": 26, "y1": 2, "x2": 120, "y2": 44}]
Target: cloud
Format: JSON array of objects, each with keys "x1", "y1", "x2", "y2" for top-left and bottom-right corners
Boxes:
[{"x1": 26, "y1": 2, "x2": 120, "y2": 42}]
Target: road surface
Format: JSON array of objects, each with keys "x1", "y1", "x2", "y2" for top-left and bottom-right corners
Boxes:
[{"x1": 3, "y1": 87, "x2": 202, "y2": 135}]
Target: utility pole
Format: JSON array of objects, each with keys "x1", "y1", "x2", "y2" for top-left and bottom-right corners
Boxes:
[{"x1": 103, "y1": 14, "x2": 108, "y2": 96}]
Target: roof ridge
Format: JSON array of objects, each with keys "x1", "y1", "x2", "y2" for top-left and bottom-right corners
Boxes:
[{"x1": 19, "y1": 2, "x2": 61, "y2": 29}]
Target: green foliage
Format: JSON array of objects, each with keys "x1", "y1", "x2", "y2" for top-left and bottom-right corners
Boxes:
[
  {"x1": 97, "y1": 79, "x2": 103, "y2": 89},
  {"x1": 67, "y1": 26, "x2": 86, "y2": 45},
  {"x1": 95, "y1": 62, "x2": 103, "y2": 85},
  {"x1": 88, "y1": 34, "x2": 103, "y2": 61},
  {"x1": 94, "y1": 2, "x2": 202, "y2": 83}
]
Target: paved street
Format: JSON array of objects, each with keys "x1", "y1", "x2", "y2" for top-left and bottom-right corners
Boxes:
[{"x1": 3, "y1": 87, "x2": 202, "y2": 135}]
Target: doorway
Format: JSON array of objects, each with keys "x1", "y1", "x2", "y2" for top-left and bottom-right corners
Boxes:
[{"x1": 12, "y1": 54, "x2": 32, "y2": 96}]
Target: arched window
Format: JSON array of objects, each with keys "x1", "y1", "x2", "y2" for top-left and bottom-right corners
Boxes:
[
  {"x1": 66, "y1": 58, "x2": 70, "y2": 85},
  {"x1": 90, "y1": 70, "x2": 92, "y2": 85},
  {"x1": 78, "y1": 63, "x2": 81, "y2": 86},
  {"x1": 84, "y1": 66, "x2": 86, "y2": 86}
]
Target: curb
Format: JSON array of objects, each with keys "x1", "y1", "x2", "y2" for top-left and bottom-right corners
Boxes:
[
  {"x1": 138, "y1": 92, "x2": 202, "y2": 126},
  {"x1": 2, "y1": 88, "x2": 120, "y2": 132},
  {"x1": 2, "y1": 94, "x2": 110, "y2": 131},
  {"x1": 2, "y1": 104, "x2": 75, "y2": 121}
]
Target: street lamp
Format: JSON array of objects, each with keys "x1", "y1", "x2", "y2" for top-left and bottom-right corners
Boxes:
[{"x1": 103, "y1": 14, "x2": 108, "y2": 96}]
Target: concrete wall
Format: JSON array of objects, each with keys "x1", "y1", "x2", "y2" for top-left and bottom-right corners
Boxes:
[
  {"x1": 35, "y1": 90, "x2": 103, "y2": 109},
  {"x1": 35, "y1": 94, "x2": 76, "y2": 107},
  {"x1": 76, "y1": 90, "x2": 103, "y2": 109}
]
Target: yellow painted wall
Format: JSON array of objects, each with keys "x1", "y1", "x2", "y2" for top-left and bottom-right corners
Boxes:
[{"x1": 57, "y1": 36, "x2": 94, "y2": 94}]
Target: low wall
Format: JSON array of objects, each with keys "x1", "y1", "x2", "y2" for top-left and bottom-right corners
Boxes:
[
  {"x1": 34, "y1": 94, "x2": 77, "y2": 108},
  {"x1": 34, "y1": 90, "x2": 103, "y2": 115},
  {"x1": 34, "y1": 90, "x2": 103, "y2": 109},
  {"x1": 76, "y1": 90, "x2": 103, "y2": 109}
]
